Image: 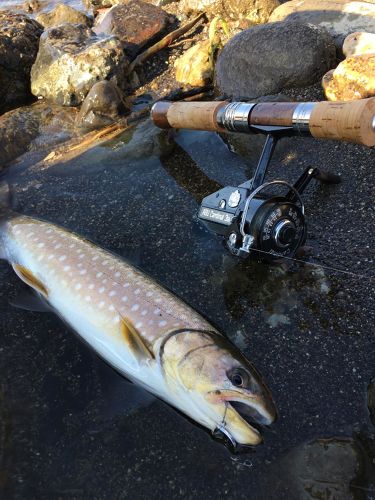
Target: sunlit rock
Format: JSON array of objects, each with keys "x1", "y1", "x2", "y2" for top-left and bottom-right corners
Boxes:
[
  {"x1": 94, "y1": 0, "x2": 171, "y2": 57},
  {"x1": 175, "y1": 41, "x2": 213, "y2": 87},
  {"x1": 0, "y1": 11, "x2": 43, "y2": 114},
  {"x1": 36, "y1": 4, "x2": 93, "y2": 28},
  {"x1": 322, "y1": 53, "x2": 375, "y2": 100},
  {"x1": 269, "y1": 0, "x2": 375, "y2": 49},
  {"x1": 75, "y1": 80, "x2": 130, "y2": 132},
  {"x1": 180, "y1": 0, "x2": 280, "y2": 23},
  {"x1": 216, "y1": 21, "x2": 336, "y2": 99},
  {"x1": 343, "y1": 31, "x2": 375, "y2": 56},
  {"x1": 31, "y1": 23, "x2": 129, "y2": 106}
]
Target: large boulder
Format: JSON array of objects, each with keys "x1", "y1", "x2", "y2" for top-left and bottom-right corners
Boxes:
[
  {"x1": 36, "y1": 4, "x2": 93, "y2": 28},
  {"x1": 216, "y1": 21, "x2": 336, "y2": 99},
  {"x1": 180, "y1": 0, "x2": 280, "y2": 23},
  {"x1": 0, "y1": 11, "x2": 43, "y2": 114},
  {"x1": 31, "y1": 23, "x2": 129, "y2": 106},
  {"x1": 269, "y1": 0, "x2": 375, "y2": 49},
  {"x1": 93, "y1": 1, "x2": 171, "y2": 57},
  {"x1": 75, "y1": 80, "x2": 130, "y2": 132}
]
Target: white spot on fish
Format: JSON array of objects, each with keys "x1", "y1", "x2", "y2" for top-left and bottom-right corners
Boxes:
[
  {"x1": 135, "y1": 321, "x2": 143, "y2": 328},
  {"x1": 59, "y1": 255, "x2": 66, "y2": 262},
  {"x1": 99, "y1": 301, "x2": 105, "y2": 308},
  {"x1": 102, "y1": 260, "x2": 109, "y2": 266},
  {"x1": 131, "y1": 304, "x2": 139, "y2": 311},
  {"x1": 134, "y1": 289, "x2": 140, "y2": 295},
  {"x1": 64, "y1": 265, "x2": 71, "y2": 272},
  {"x1": 75, "y1": 283, "x2": 82, "y2": 290},
  {"x1": 37, "y1": 255, "x2": 44, "y2": 261},
  {"x1": 99, "y1": 287, "x2": 105, "y2": 294},
  {"x1": 121, "y1": 296, "x2": 128, "y2": 302},
  {"x1": 54, "y1": 244, "x2": 62, "y2": 249},
  {"x1": 112, "y1": 315, "x2": 120, "y2": 324},
  {"x1": 88, "y1": 284, "x2": 95, "y2": 290},
  {"x1": 85, "y1": 296, "x2": 91, "y2": 302},
  {"x1": 146, "y1": 291, "x2": 153, "y2": 297},
  {"x1": 92, "y1": 255, "x2": 99, "y2": 261},
  {"x1": 109, "y1": 305, "x2": 115, "y2": 312},
  {"x1": 27, "y1": 232, "x2": 34, "y2": 238},
  {"x1": 141, "y1": 310, "x2": 148, "y2": 316},
  {"x1": 155, "y1": 298, "x2": 162, "y2": 303},
  {"x1": 115, "y1": 272, "x2": 121, "y2": 278},
  {"x1": 96, "y1": 272, "x2": 103, "y2": 278},
  {"x1": 46, "y1": 229, "x2": 52, "y2": 234},
  {"x1": 148, "y1": 320, "x2": 154, "y2": 325},
  {"x1": 109, "y1": 291, "x2": 116, "y2": 297},
  {"x1": 79, "y1": 269, "x2": 87, "y2": 275},
  {"x1": 78, "y1": 254, "x2": 85, "y2": 259},
  {"x1": 123, "y1": 283, "x2": 130, "y2": 288},
  {"x1": 159, "y1": 320, "x2": 167, "y2": 327},
  {"x1": 37, "y1": 243, "x2": 44, "y2": 249},
  {"x1": 48, "y1": 254, "x2": 55, "y2": 260},
  {"x1": 154, "y1": 308, "x2": 161, "y2": 315}
]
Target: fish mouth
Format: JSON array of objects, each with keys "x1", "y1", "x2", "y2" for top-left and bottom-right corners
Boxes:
[{"x1": 209, "y1": 390, "x2": 277, "y2": 447}]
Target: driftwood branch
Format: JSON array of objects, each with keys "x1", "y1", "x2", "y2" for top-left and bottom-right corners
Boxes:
[{"x1": 126, "y1": 13, "x2": 206, "y2": 75}]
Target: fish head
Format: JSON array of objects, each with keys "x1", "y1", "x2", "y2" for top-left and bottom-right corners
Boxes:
[{"x1": 161, "y1": 330, "x2": 277, "y2": 447}]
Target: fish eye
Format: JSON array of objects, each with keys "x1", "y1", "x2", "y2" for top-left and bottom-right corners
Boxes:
[{"x1": 228, "y1": 368, "x2": 248, "y2": 388}]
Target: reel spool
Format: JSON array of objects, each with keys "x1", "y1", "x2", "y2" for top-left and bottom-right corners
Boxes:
[{"x1": 197, "y1": 129, "x2": 340, "y2": 261}]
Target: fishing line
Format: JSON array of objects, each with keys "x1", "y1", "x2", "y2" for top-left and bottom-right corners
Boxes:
[{"x1": 249, "y1": 247, "x2": 375, "y2": 281}]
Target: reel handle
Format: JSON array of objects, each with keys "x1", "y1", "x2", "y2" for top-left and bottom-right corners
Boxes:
[{"x1": 151, "y1": 98, "x2": 375, "y2": 147}]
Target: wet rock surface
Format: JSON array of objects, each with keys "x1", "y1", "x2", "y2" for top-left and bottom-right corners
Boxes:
[
  {"x1": 94, "y1": 1, "x2": 172, "y2": 57},
  {"x1": 31, "y1": 23, "x2": 129, "y2": 106},
  {"x1": 258, "y1": 437, "x2": 374, "y2": 499},
  {"x1": 0, "y1": 103, "x2": 78, "y2": 167},
  {"x1": 75, "y1": 80, "x2": 130, "y2": 131},
  {"x1": 216, "y1": 21, "x2": 336, "y2": 98},
  {"x1": 0, "y1": 11, "x2": 43, "y2": 114},
  {"x1": 180, "y1": 0, "x2": 280, "y2": 23},
  {"x1": 36, "y1": 3, "x2": 93, "y2": 27},
  {"x1": 269, "y1": 0, "x2": 375, "y2": 49}
]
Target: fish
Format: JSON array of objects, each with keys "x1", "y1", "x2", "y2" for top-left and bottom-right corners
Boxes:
[{"x1": 0, "y1": 183, "x2": 276, "y2": 447}]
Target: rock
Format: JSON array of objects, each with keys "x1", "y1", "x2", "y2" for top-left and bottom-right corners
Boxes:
[
  {"x1": 216, "y1": 21, "x2": 336, "y2": 99},
  {"x1": 269, "y1": 0, "x2": 375, "y2": 49},
  {"x1": 343, "y1": 31, "x2": 375, "y2": 56},
  {"x1": 323, "y1": 53, "x2": 375, "y2": 99},
  {"x1": 36, "y1": 4, "x2": 93, "y2": 28},
  {"x1": 83, "y1": 0, "x2": 134, "y2": 11},
  {"x1": 259, "y1": 438, "x2": 366, "y2": 499},
  {"x1": 0, "y1": 11, "x2": 43, "y2": 114},
  {"x1": 31, "y1": 23, "x2": 129, "y2": 106},
  {"x1": 0, "y1": 103, "x2": 78, "y2": 168},
  {"x1": 75, "y1": 80, "x2": 130, "y2": 131},
  {"x1": 175, "y1": 41, "x2": 213, "y2": 86},
  {"x1": 94, "y1": 1, "x2": 171, "y2": 57},
  {"x1": 180, "y1": 0, "x2": 280, "y2": 23}
]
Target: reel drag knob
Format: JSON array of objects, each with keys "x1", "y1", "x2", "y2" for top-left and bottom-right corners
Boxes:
[{"x1": 274, "y1": 220, "x2": 297, "y2": 248}]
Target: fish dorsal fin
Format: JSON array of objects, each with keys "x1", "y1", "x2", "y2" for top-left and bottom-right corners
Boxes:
[
  {"x1": 120, "y1": 316, "x2": 154, "y2": 363},
  {"x1": 12, "y1": 264, "x2": 48, "y2": 298}
]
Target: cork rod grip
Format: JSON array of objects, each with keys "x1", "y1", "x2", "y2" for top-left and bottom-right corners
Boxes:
[
  {"x1": 151, "y1": 101, "x2": 226, "y2": 131},
  {"x1": 309, "y1": 98, "x2": 375, "y2": 147}
]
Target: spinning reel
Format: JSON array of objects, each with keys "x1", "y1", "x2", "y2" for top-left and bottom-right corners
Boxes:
[{"x1": 197, "y1": 127, "x2": 340, "y2": 260}]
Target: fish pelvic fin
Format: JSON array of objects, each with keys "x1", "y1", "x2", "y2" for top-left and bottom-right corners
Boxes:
[
  {"x1": 120, "y1": 316, "x2": 155, "y2": 363},
  {"x1": 12, "y1": 264, "x2": 49, "y2": 298}
]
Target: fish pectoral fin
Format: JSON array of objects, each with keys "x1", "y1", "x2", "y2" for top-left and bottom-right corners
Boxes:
[
  {"x1": 12, "y1": 264, "x2": 48, "y2": 298},
  {"x1": 120, "y1": 316, "x2": 154, "y2": 362}
]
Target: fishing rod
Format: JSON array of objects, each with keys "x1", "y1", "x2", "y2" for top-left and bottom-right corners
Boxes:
[{"x1": 151, "y1": 98, "x2": 375, "y2": 260}]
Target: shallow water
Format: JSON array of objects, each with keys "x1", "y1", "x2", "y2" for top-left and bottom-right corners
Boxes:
[{"x1": 0, "y1": 117, "x2": 374, "y2": 499}]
